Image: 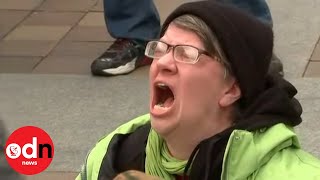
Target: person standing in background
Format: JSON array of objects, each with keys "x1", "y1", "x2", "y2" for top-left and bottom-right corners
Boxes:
[{"x1": 91, "y1": 0, "x2": 284, "y2": 77}]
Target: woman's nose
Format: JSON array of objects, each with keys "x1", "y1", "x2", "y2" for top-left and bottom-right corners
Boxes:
[{"x1": 155, "y1": 51, "x2": 177, "y2": 74}]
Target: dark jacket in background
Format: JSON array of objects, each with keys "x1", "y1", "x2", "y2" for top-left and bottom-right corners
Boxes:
[{"x1": 0, "y1": 119, "x2": 23, "y2": 180}]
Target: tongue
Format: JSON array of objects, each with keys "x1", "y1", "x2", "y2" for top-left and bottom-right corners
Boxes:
[{"x1": 163, "y1": 97, "x2": 174, "y2": 107}]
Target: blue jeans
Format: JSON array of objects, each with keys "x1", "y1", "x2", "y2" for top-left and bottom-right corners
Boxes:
[
  {"x1": 217, "y1": 0, "x2": 273, "y2": 26},
  {"x1": 103, "y1": 0, "x2": 272, "y2": 41}
]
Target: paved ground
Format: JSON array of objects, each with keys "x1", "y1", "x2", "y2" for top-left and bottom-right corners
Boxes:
[{"x1": 0, "y1": 0, "x2": 320, "y2": 179}]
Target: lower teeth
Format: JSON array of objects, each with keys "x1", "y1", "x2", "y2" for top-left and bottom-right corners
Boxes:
[{"x1": 155, "y1": 104, "x2": 168, "y2": 109}]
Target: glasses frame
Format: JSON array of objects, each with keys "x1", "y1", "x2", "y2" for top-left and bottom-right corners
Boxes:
[{"x1": 145, "y1": 40, "x2": 213, "y2": 64}]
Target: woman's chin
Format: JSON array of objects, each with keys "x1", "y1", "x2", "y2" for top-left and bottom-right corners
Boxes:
[{"x1": 150, "y1": 117, "x2": 175, "y2": 137}]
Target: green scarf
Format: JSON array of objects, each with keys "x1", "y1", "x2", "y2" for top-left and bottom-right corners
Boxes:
[{"x1": 145, "y1": 129, "x2": 188, "y2": 180}]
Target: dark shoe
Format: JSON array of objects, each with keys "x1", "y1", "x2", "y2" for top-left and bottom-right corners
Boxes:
[
  {"x1": 91, "y1": 39, "x2": 152, "y2": 76},
  {"x1": 268, "y1": 53, "x2": 284, "y2": 77}
]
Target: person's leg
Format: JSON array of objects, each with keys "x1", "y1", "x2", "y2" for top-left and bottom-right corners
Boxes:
[
  {"x1": 104, "y1": 0, "x2": 160, "y2": 40},
  {"x1": 217, "y1": 0, "x2": 284, "y2": 76},
  {"x1": 217, "y1": 0, "x2": 273, "y2": 26},
  {"x1": 91, "y1": 0, "x2": 161, "y2": 76}
]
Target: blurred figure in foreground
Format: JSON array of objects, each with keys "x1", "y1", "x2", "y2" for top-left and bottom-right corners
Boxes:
[{"x1": 0, "y1": 119, "x2": 23, "y2": 180}]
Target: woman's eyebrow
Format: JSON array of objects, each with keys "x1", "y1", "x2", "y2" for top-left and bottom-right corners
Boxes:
[
  {"x1": 159, "y1": 40, "x2": 177, "y2": 47},
  {"x1": 159, "y1": 36, "x2": 172, "y2": 44}
]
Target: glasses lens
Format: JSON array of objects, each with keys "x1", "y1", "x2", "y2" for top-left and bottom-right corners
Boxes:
[
  {"x1": 174, "y1": 46, "x2": 198, "y2": 63},
  {"x1": 145, "y1": 41, "x2": 168, "y2": 58}
]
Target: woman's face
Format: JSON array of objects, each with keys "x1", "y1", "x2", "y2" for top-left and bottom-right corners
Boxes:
[{"x1": 149, "y1": 23, "x2": 239, "y2": 138}]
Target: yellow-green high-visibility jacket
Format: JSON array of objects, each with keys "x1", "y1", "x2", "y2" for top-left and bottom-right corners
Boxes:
[{"x1": 77, "y1": 114, "x2": 320, "y2": 180}]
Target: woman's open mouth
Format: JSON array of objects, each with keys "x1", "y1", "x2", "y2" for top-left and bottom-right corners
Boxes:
[{"x1": 151, "y1": 82, "x2": 175, "y2": 115}]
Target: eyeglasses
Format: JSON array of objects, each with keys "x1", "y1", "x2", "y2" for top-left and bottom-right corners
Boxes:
[{"x1": 145, "y1": 40, "x2": 213, "y2": 64}]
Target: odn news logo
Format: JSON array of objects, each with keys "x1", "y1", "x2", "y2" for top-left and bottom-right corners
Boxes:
[{"x1": 5, "y1": 126, "x2": 54, "y2": 175}]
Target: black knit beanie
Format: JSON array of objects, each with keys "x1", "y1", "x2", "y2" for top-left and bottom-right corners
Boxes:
[{"x1": 161, "y1": 1, "x2": 274, "y2": 106}]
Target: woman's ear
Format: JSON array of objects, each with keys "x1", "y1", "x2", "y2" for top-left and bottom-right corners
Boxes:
[{"x1": 219, "y1": 81, "x2": 241, "y2": 108}]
